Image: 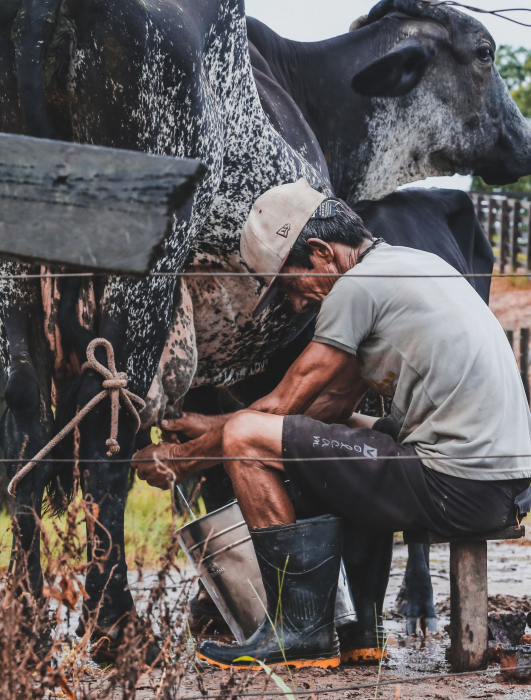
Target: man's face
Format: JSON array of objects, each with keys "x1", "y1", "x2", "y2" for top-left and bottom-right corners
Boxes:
[{"x1": 277, "y1": 240, "x2": 340, "y2": 314}]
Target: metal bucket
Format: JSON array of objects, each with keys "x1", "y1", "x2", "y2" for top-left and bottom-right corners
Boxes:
[{"x1": 178, "y1": 502, "x2": 356, "y2": 644}]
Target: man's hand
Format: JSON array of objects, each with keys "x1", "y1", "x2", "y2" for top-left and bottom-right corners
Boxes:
[
  {"x1": 132, "y1": 441, "x2": 189, "y2": 490},
  {"x1": 160, "y1": 412, "x2": 228, "y2": 441}
]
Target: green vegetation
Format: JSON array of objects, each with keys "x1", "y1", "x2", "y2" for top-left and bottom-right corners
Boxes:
[
  {"x1": 471, "y1": 45, "x2": 531, "y2": 194},
  {"x1": 0, "y1": 478, "x2": 206, "y2": 571}
]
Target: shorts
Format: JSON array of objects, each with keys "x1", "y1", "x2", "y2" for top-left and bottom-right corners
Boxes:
[{"x1": 282, "y1": 415, "x2": 529, "y2": 536}]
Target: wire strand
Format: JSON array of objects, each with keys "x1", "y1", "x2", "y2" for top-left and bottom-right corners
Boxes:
[
  {"x1": 424, "y1": 0, "x2": 531, "y2": 27},
  {"x1": 3, "y1": 453, "x2": 531, "y2": 463},
  {"x1": 0, "y1": 271, "x2": 531, "y2": 279},
  {"x1": 177, "y1": 665, "x2": 517, "y2": 700}
]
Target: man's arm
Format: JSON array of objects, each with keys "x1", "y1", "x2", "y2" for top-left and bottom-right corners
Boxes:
[
  {"x1": 303, "y1": 356, "x2": 368, "y2": 423},
  {"x1": 132, "y1": 341, "x2": 354, "y2": 486},
  {"x1": 250, "y1": 341, "x2": 353, "y2": 415}
]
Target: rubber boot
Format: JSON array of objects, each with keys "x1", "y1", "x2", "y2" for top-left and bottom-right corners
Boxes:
[
  {"x1": 339, "y1": 532, "x2": 393, "y2": 664},
  {"x1": 197, "y1": 515, "x2": 343, "y2": 669}
]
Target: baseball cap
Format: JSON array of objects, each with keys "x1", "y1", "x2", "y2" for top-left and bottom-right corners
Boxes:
[{"x1": 241, "y1": 179, "x2": 334, "y2": 317}]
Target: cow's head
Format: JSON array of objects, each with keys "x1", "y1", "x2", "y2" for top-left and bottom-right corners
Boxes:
[{"x1": 347, "y1": 0, "x2": 531, "y2": 197}]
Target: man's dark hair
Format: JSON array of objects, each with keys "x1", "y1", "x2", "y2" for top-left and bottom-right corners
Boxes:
[{"x1": 286, "y1": 198, "x2": 373, "y2": 269}]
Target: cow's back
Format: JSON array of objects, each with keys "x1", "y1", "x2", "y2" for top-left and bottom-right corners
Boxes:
[{"x1": 353, "y1": 189, "x2": 493, "y2": 303}]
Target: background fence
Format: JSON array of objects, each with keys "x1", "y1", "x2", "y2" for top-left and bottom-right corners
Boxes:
[
  {"x1": 470, "y1": 193, "x2": 531, "y2": 273},
  {"x1": 506, "y1": 327, "x2": 531, "y2": 402}
]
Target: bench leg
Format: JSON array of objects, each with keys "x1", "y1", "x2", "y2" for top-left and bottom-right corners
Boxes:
[{"x1": 449, "y1": 540, "x2": 488, "y2": 672}]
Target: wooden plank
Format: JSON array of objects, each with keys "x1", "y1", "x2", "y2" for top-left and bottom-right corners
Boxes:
[
  {"x1": 449, "y1": 541, "x2": 488, "y2": 672},
  {"x1": 404, "y1": 525, "x2": 525, "y2": 546},
  {"x1": 0, "y1": 132, "x2": 206, "y2": 274},
  {"x1": 520, "y1": 328, "x2": 530, "y2": 402}
]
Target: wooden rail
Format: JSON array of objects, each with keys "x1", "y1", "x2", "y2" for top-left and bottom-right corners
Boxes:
[{"x1": 470, "y1": 193, "x2": 531, "y2": 272}]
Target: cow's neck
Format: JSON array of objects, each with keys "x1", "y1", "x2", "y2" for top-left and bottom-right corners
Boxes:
[{"x1": 252, "y1": 27, "x2": 437, "y2": 203}]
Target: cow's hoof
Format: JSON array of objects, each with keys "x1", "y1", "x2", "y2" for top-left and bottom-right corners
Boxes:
[
  {"x1": 188, "y1": 584, "x2": 231, "y2": 636},
  {"x1": 406, "y1": 615, "x2": 438, "y2": 636},
  {"x1": 90, "y1": 632, "x2": 162, "y2": 667},
  {"x1": 76, "y1": 617, "x2": 163, "y2": 667}
]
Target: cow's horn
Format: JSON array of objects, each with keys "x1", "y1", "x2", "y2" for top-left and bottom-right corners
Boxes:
[{"x1": 350, "y1": 15, "x2": 369, "y2": 31}]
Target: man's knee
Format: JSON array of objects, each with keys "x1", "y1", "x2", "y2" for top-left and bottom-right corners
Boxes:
[{"x1": 222, "y1": 410, "x2": 263, "y2": 456}]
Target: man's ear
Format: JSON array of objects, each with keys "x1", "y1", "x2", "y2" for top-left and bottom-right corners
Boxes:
[
  {"x1": 306, "y1": 238, "x2": 335, "y2": 262},
  {"x1": 351, "y1": 38, "x2": 435, "y2": 97}
]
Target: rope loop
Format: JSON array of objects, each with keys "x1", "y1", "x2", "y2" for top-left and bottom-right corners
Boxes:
[
  {"x1": 82, "y1": 339, "x2": 146, "y2": 457},
  {"x1": 8, "y1": 338, "x2": 146, "y2": 496}
]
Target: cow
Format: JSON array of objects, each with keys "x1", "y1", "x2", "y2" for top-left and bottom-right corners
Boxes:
[{"x1": 0, "y1": 0, "x2": 529, "y2": 660}]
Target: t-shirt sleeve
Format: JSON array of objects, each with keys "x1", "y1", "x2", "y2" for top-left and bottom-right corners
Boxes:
[{"x1": 313, "y1": 278, "x2": 377, "y2": 355}]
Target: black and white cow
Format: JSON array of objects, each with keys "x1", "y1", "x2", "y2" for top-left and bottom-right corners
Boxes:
[{"x1": 0, "y1": 0, "x2": 529, "y2": 656}]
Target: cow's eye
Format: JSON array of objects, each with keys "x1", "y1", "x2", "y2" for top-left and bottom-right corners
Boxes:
[{"x1": 477, "y1": 45, "x2": 494, "y2": 63}]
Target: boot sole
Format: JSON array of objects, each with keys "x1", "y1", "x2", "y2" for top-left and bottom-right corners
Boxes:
[
  {"x1": 340, "y1": 648, "x2": 387, "y2": 665},
  {"x1": 197, "y1": 652, "x2": 340, "y2": 670}
]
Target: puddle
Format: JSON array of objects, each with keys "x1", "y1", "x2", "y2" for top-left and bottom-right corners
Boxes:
[{"x1": 383, "y1": 534, "x2": 531, "y2": 670}]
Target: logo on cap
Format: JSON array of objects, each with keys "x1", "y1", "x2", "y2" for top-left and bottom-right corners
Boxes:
[{"x1": 276, "y1": 223, "x2": 291, "y2": 238}]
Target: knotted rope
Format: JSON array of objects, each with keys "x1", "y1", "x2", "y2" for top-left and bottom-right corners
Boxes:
[{"x1": 8, "y1": 338, "x2": 146, "y2": 496}]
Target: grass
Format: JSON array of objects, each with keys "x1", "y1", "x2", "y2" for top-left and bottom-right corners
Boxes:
[{"x1": 0, "y1": 479, "x2": 206, "y2": 571}]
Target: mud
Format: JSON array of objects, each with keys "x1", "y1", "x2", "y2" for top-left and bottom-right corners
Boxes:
[{"x1": 102, "y1": 526, "x2": 531, "y2": 699}]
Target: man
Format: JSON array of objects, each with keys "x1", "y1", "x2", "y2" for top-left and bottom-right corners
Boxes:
[{"x1": 133, "y1": 179, "x2": 531, "y2": 669}]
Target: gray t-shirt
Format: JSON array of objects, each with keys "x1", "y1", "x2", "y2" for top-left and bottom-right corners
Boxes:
[{"x1": 313, "y1": 243, "x2": 531, "y2": 481}]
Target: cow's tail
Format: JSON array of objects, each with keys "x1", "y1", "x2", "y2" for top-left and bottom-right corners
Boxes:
[{"x1": 45, "y1": 278, "x2": 96, "y2": 515}]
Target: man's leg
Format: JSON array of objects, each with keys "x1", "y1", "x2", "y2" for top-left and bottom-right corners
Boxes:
[
  {"x1": 198, "y1": 411, "x2": 343, "y2": 669},
  {"x1": 221, "y1": 410, "x2": 295, "y2": 528}
]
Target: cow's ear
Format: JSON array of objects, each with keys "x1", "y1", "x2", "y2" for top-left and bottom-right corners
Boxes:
[{"x1": 351, "y1": 38, "x2": 434, "y2": 97}]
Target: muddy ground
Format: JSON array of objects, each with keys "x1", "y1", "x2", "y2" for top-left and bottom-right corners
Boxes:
[{"x1": 91, "y1": 525, "x2": 529, "y2": 700}]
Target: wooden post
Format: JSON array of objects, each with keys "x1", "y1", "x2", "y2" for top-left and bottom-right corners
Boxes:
[
  {"x1": 499, "y1": 199, "x2": 509, "y2": 274},
  {"x1": 474, "y1": 194, "x2": 482, "y2": 222},
  {"x1": 520, "y1": 327, "x2": 530, "y2": 402},
  {"x1": 487, "y1": 197, "x2": 496, "y2": 247},
  {"x1": 449, "y1": 541, "x2": 488, "y2": 672},
  {"x1": 510, "y1": 199, "x2": 520, "y2": 271},
  {"x1": 526, "y1": 201, "x2": 531, "y2": 274},
  {"x1": 505, "y1": 328, "x2": 514, "y2": 351}
]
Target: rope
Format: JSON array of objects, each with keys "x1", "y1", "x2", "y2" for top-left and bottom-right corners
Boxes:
[{"x1": 7, "y1": 338, "x2": 145, "y2": 496}]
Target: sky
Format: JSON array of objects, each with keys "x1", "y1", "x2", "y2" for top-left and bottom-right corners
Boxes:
[{"x1": 245, "y1": 0, "x2": 531, "y2": 192}]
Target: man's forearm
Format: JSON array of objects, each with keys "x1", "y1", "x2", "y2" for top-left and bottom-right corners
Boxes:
[
  {"x1": 168, "y1": 425, "x2": 225, "y2": 476},
  {"x1": 343, "y1": 413, "x2": 380, "y2": 430}
]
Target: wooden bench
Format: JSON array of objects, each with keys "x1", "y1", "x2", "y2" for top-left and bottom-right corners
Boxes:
[{"x1": 404, "y1": 525, "x2": 526, "y2": 672}]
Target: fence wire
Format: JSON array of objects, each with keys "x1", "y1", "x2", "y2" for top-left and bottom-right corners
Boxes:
[
  {"x1": 3, "y1": 453, "x2": 531, "y2": 464},
  {"x1": 425, "y1": 1, "x2": 531, "y2": 27},
  {"x1": 0, "y1": 270, "x2": 531, "y2": 279},
  {"x1": 177, "y1": 665, "x2": 520, "y2": 700}
]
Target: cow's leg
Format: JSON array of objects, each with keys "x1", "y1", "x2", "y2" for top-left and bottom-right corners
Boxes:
[
  {"x1": 1, "y1": 278, "x2": 53, "y2": 598},
  {"x1": 63, "y1": 279, "x2": 197, "y2": 661},
  {"x1": 400, "y1": 543, "x2": 437, "y2": 635},
  {"x1": 75, "y1": 366, "x2": 137, "y2": 646}
]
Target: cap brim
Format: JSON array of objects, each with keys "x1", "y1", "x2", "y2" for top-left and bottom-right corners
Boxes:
[{"x1": 252, "y1": 249, "x2": 290, "y2": 319}]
